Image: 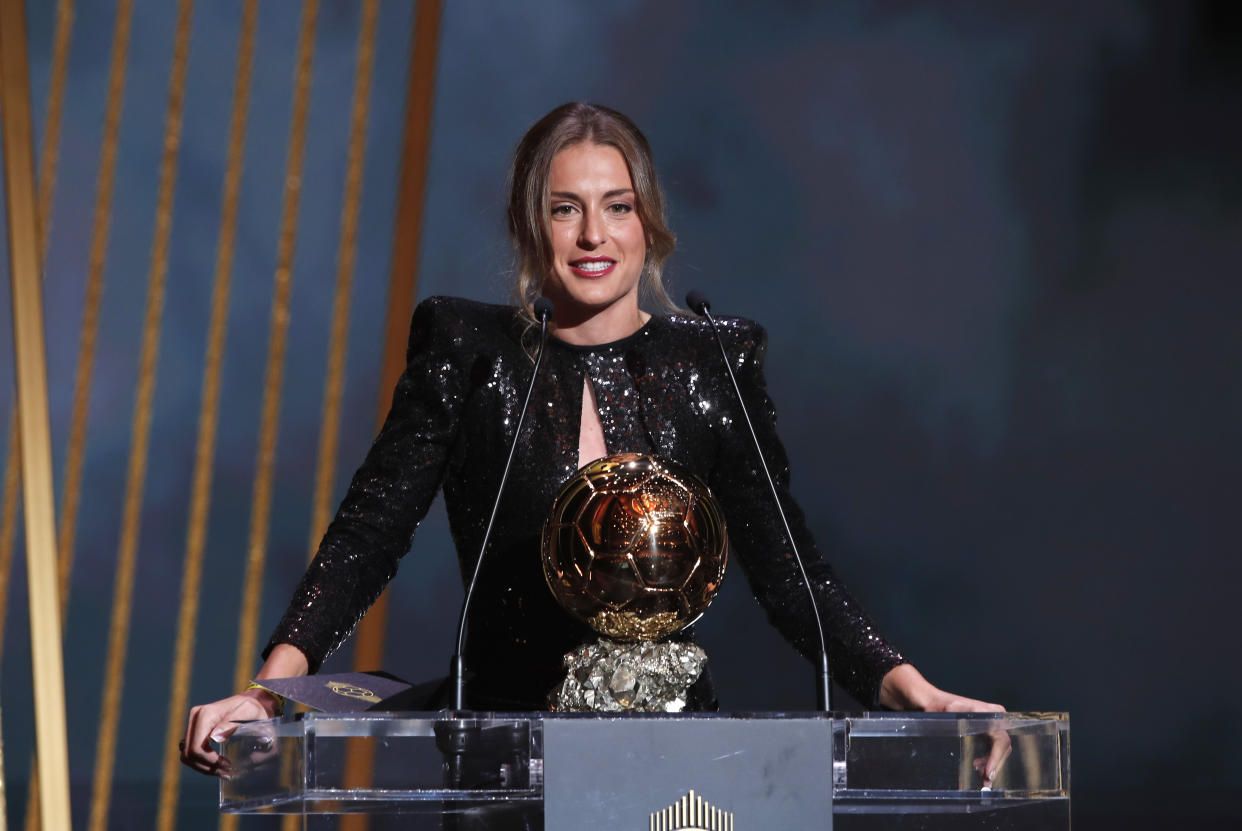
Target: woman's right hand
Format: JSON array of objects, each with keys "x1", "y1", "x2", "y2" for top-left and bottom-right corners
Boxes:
[
  {"x1": 180, "y1": 687, "x2": 282, "y2": 777},
  {"x1": 181, "y1": 644, "x2": 308, "y2": 777}
]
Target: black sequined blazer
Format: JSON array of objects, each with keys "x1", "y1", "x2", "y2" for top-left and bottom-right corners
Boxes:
[{"x1": 266, "y1": 296, "x2": 904, "y2": 707}]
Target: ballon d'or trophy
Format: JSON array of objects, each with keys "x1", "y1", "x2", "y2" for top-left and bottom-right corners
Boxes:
[{"x1": 542, "y1": 453, "x2": 727, "y2": 712}]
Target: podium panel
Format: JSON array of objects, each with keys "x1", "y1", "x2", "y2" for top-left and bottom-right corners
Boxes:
[
  {"x1": 219, "y1": 711, "x2": 1068, "y2": 830},
  {"x1": 543, "y1": 715, "x2": 833, "y2": 829}
]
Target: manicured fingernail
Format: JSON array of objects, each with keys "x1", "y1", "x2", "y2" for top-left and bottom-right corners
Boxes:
[{"x1": 210, "y1": 731, "x2": 225, "y2": 742}]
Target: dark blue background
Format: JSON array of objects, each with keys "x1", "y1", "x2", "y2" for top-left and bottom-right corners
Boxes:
[{"x1": 2, "y1": 1, "x2": 1238, "y2": 828}]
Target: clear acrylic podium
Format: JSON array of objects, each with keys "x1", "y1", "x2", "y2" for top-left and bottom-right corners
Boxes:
[{"x1": 220, "y1": 711, "x2": 1068, "y2": 829}]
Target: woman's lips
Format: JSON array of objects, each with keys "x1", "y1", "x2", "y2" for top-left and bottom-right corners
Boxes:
[{"x1": 569, "y1": 258, "x2": 616, "y2": 278}]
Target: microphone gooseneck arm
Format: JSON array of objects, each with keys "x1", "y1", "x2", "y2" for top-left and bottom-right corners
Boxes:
[
  {"x1": 450, "y1": 298, "x2": 554, "y2": 711},
  {"x1": 685, "y1": 291, "x2": 833, "y2": 712}
]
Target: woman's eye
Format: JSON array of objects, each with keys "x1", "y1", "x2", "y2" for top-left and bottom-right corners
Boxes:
[
  {"x1": 551, "y1": 204, "x2": 576, "y2": 217},
  {"x1": 607, "y1": 202, "x2": 634, "y2": 215}
]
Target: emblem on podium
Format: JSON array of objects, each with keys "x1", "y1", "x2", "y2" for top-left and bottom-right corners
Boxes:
[{"x1": 650, "y1": 789, "x2": 734, "y2": 831}]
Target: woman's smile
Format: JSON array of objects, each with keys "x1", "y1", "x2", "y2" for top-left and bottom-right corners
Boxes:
[{"x1": 569, "y1": 256, "x2": 617, "y2": 277}]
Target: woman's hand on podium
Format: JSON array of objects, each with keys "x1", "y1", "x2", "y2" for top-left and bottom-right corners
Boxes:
[
  {"x1": 180, "y1": 690, "x2": 279, "y2": 776},
  {"x1": 878, "y1": 663, "x2": 1010, "y2": 789},
  {"x1": 180, "y1": 643, "x2": 308, "y2": 777}
]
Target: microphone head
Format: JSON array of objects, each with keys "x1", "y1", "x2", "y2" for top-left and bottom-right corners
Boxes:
[
  {"x1": 533, "y1": 297, "x2": 555, "y2": 322},
  {"x1": 685, "y1": 291, "x2": 710, "y2": 315}
]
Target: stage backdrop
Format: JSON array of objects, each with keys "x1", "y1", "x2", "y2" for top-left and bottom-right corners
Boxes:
[{"x1": 1, "y1": 1, "x2": 1238, "y2": 829}]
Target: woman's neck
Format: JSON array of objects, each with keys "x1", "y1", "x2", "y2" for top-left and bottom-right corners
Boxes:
[{"x1": 548, "y1": 302, "x2": 651, "y2": 346}]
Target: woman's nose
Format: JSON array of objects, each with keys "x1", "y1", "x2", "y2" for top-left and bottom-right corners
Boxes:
[{"x1": 579, "y1": 209, "x2": 606, "y2": 247}]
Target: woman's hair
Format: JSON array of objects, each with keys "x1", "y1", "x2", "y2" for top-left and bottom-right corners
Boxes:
[{"x1": 508, "y1": 102, "x2": 678, "y2": 326}]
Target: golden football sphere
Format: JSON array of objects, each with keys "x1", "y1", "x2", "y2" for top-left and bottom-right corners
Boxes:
[{"x1": 542, "y1": 453, "x2": 728, "y2": 641}]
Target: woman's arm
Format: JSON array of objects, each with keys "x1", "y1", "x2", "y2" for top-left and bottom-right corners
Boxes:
[
  {"x1": 713, "y1": 327, "x2": 1006, "y2": 726},
  {"x1": 182, "y1": 297, "x2": 474, "y2": 776},
  {"x1": 262, "y1": 296, "x2": 470, "y2": 671},
  {"x1": 706, "y1": 319, "x2": 905, "y2": 706}
]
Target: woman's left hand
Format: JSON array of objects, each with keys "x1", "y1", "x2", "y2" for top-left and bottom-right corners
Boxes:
[{"x1": 878, "y1": 663, "x2": 1010, "y2": 789}]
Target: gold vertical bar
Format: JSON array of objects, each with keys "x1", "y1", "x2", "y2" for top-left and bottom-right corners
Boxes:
[
  {"x1": 25, "y1": 0, "x2": 129, "y2": 821},
  {"x1": 0, "y1": 702, "x2": 7, "y2": 831},
  {"x1": 0, "y1": 2, "x2": 73, "y2": 829},
  {"x1": 2, "y1": 420, "x2": 17, "y2": 831},
  {"x1": 220, "y1": 6, "x2": 319, "y2": 829},
  {"x1": 336, "y1": 9, "x2": 441, "y2": 828},
  {"x1": 227, "y1": 0, "x2": 318, "y2": 697},
  {"x1": 307, "y1": 0, "x2": 380, "y2": 556},
  {"x1": 347, "y1": 0, "x2": 443, "y2": 682},
  {"x1": 155, "y1": 3, "x2": 260, "y2": 829},
  {"x1": 0, "y1": 420, "x2": 18, "y2": 831},
  {"x1": 0, "y1": 412, "x2": 18, "y2": 666},
  {"x1": 35, "y1": 0, "x2": 74, "y2": 262},
  {"x1": 47, "y1": 0, "x2": 86, "y2": 628},
  {"x1": 87, "y1": 3, "x2": 194, "y2": 831},
  {"x1": 301, "y1": 0, "x2": 380, "y2": 824},
  {"x1": 1, "y1": 0, "x2": 79, "y2": 665},
  {"x1": 8, "y1": 4, "x2": 75, "y2": 828},
  {"x1": 56, "y1": 0, "x2": 132, "y2": 622}
]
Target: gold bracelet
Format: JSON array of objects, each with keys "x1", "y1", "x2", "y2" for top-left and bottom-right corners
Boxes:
[{"x1": 244, "y1": 681, "x2": 286, "y2": 715}]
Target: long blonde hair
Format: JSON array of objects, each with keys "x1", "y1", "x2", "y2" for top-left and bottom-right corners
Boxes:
[{"x1": 508, "y1": 103, "x2": 678, "y2": 330}]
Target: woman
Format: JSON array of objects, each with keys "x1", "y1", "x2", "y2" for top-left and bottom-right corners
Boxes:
[{"x1": 182, "y1": 102, "x2": 1004, "y2": 778}]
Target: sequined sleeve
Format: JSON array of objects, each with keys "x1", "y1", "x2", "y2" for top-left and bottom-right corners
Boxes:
[
  {"x1": 263, "y1": 297, "x2": 468, "y2": 671},
  {"x1": 709, "y1": 321, "x2": 905, "y2": 706}
]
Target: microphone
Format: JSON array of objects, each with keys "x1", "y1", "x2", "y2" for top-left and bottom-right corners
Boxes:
[
  {"x1": 449, "y1": 297, "x2": 555, "y2": 711},
  {"x1": 685, "y1": 291, "x2": 834, "y2": 711},
  {"x1": 685, "y1": 290, "x2": 710, "y2": 315},
  {"x1": 532, "y1": 296, "x2": 554, "y2": 322}
]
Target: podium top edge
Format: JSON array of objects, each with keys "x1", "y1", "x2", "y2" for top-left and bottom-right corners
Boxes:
[{"x1": 279, "y1": 710, "x2": 1068, "y2": 722}]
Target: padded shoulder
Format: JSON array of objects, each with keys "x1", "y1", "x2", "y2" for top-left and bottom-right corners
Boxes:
[
  {"x1": 413, "y1": 295, "x2": 516, "y2": 328},
  {"x1": 663, "y1": 312, "x2": 768, "y2": 368},
  {"x1": 406, "y1": 296, "x2": 522, "y2": 357}
]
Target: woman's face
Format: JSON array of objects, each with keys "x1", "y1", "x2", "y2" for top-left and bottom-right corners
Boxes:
[{"x1": 543, "y1": 142, "x2": 647, "y2": 319}]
